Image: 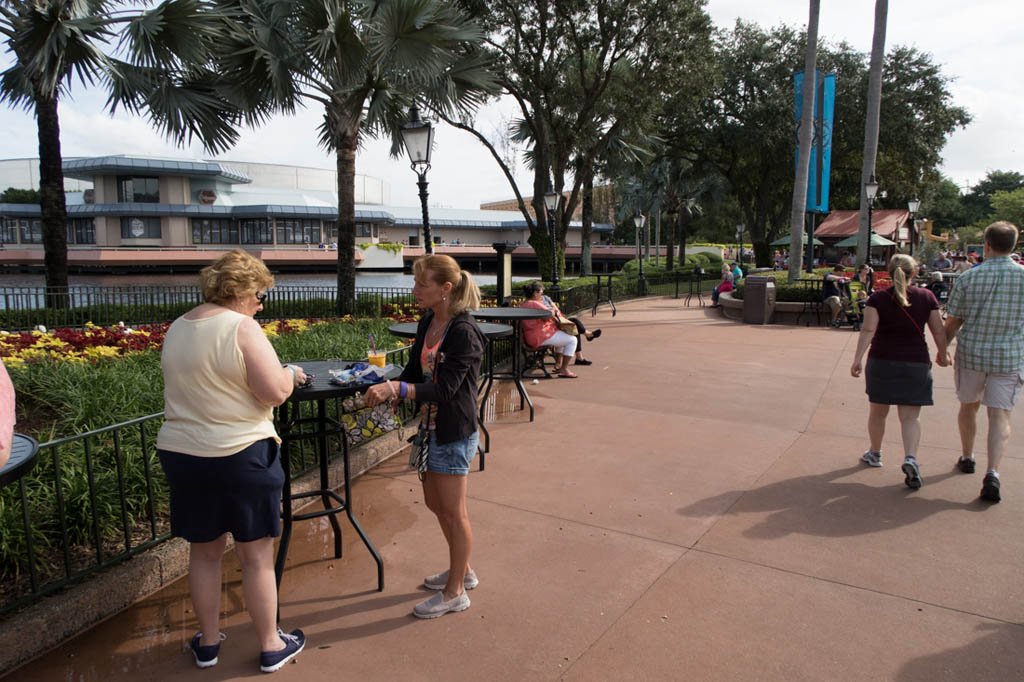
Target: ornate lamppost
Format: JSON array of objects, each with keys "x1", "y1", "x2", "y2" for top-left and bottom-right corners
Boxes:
[
  {"x1": 544, "y1": 182, "x2": 561, "y2": 302},
  {"x1": 907, "y1": 196, "x2": 921, "y2": 256},
  {"x1": 400, "y1": 105, "x2": 435, "y2": 254},
  {"x1": 864, "y1": 174, "x2": 879, "y2": 266},
  {"x1": 634, "y1": 211, "x2": 646, "y2": 296}
]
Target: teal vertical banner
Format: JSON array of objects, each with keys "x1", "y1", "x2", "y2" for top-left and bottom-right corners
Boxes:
[{"x1": 794, "y1": 71, "x2": 836, "y2": 214}]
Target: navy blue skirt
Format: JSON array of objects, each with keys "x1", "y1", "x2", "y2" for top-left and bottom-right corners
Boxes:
[
  {"x1": 158, "y1": 438, "x2": 283, "y2": 543},
  {"x1": 865, "y1": 357, "x2": 933, "y2": 406}
]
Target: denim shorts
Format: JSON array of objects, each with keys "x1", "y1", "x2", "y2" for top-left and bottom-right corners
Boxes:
[{"x1": 427, "y1": 430, "x2": 479, "y2": 476}]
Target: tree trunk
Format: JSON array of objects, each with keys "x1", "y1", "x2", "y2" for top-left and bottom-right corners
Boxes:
[
  {"x1": 335, "y1": 128, "x2": 358, "y2": 316},
  {"x1": 35, "y1": 91, "x2": 69, "y2": 309},
  {"x1": 788, "y1": 0, "x2": 820, "y2": 283},
  {"x1": 857, "y1": 0, "x2": 888, "y2": 266},
  {"x1": 580, "y1": 173, "x2": 593, "y2": 276},
  {"x1": 665, "y1": 210, "x2": 676, "y2": 271}
]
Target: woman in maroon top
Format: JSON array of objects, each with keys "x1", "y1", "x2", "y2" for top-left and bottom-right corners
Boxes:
[{"x1": 850, "y1": 254, "x2": 949, "y2": 489}]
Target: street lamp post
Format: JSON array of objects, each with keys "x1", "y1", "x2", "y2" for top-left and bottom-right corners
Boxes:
[
  {"x1": 634, "y1": 212, "x2": 647, "y2": 296},
  {"x1": 735, "y1": 224, "x2": 744, "y2": 267},
  {"x1": 544, "y1": 182, "x2": 561, "y2": 302},
  {"x1": 864, "y1": 175, "x2": 880, "y2": 266},
  {"x1": 907, "y1": 196, "x2": 921, "y2": 257},
  {"x1": 400, "y1": 105, "x2": 435, "y2": 254}
]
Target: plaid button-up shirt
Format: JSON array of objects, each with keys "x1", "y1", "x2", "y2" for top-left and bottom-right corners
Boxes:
[{"x1": 947, "y1": 255, "x2": 1024, "y2": 373}]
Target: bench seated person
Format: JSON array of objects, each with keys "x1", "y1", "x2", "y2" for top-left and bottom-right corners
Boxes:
[{"x1": 519, "y1": 282, "x2": 602, "y2": 378}]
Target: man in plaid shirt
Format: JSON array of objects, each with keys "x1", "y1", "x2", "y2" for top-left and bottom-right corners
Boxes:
[{"x1": 943, "y1": 221, "x2": 1024, "y2": 502}]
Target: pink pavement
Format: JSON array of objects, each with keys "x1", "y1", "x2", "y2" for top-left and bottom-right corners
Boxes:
[{"x1": 9, "y1": 297, "x2": 1024, "y2": 681}]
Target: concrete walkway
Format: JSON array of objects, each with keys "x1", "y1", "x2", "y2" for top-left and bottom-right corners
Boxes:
[{"x1": 12, "y1": 298, "x2": 1024, "y2": 681}]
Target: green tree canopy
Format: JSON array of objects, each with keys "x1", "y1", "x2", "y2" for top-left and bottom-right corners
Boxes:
[
  {"x1": 213, "y1": 0, "x2": 496, "y2": 313},
  {"x1": 672, "y1": 21, "x2": 970, "y2": 266},
  {"x1": 0, "y1": 187, "x2": 41, "y2": 203},
  {"x1": 961, "y1": 170, "x2": 1024, "y2": 225}
]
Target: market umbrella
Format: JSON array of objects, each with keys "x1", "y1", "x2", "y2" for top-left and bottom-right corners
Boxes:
[
  {"x1": 769, "y1": 233, "x2": 824, "y2": 247},
  {"x1": 834, "y1": 231, "x2": 897, "y2": 248}
]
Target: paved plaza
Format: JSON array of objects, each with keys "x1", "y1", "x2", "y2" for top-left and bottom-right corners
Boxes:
[{"x1": 9, "y1": 297, "x2": 1024, "y2": 681}]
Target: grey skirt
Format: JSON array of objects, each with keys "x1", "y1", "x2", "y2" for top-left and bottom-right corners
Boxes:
[{"x1": 865, "y1": 357, "x2": 933, "y2": 406}]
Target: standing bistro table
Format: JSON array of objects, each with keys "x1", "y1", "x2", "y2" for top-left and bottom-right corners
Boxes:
[
  {"x1": 388, "y1": 321, "x2": 513, "y2": 465},
  {"x1": 591, "y1": 274, "x2": 618, "y2": 317},
  {"x1": 274, "y1": 360, "x2": 401, "y2": 594},
  {"x1": 471, "y1": 307, "x2": 552, "y2": 422},
  {"x1": 0, "y1": 434, "x2": 39, "y2": 488}
]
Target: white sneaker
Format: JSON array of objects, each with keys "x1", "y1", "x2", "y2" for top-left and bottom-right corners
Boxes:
[
  {"x1": 423, "y1": 569, "x2": 478, "y2": 591},
  {"x1": 413, "y1": 591, "x2": 471, "y2": 619},
  {"x1": 861, "y1": 450, "x2": 882, "y2": 467}
]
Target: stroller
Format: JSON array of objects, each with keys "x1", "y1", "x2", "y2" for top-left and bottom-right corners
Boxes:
[
  {"x1": 926, "y1": 272, "x2": 950, "y2": 318},
  {"x1": 834, "y1": 281, "x2": 865, "y2": 330}
]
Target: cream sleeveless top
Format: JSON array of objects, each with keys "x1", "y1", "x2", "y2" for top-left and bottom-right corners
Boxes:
[{"x1": 156, "y1": 309, "x2": 280, "y2": 457}]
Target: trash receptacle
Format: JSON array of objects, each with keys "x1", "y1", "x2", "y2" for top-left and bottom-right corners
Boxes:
[{"x1": 742, "y1": 276, "x2": 776, "y2": 324}]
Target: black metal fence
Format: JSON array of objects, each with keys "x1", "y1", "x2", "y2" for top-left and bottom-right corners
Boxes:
[
  {"x1": 0, "y1": 345, "x2": 413, "y2": 616},
  {"x1": 0, "y1": 285, "x2": 416, "y2": 331}
]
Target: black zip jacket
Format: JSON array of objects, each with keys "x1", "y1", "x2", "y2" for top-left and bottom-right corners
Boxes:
[{"x1": 398, "y1": 310, "x2": 486, "y2": 445}]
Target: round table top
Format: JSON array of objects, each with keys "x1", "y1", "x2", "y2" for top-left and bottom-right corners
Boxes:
[
  {"x1": 472, "y1": 307, "x2": 552, "y2": 321},
  {"x1": 388, "y1": 321, "x2": 513, "y2": 340},
  {"x1": 0, "y1": 434, "x2": 40, "y2": 487},
  {"x1": 285, "y1": 359, "x2": 403, "y2": 402}
]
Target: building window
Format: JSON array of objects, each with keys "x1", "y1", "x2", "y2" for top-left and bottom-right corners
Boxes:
[
  {"x1": 117, "y1": 176, "x2": 160, "y2": 203},
  {"x1": 67, "y1": 218, "x2": 95, "y2": 245},
  {"x1": 275, "y1": 218, "x2": 321, "y2": 245},
  {"x1": 1, "y1": 218, "x2": 21, "y2": 244},
  {"x1": 240, "y1": 218, "x2": 273, "y2": 244},
  {"x1": 19, "y1": 218, "x2": 42, "y2": 244},
  {"x1": 324, "y1": 221, "x2": 337, "y2": 243},
  {"x1": 355, "y1": 222, "x2": 378, "y2": 239},
  {"x1": 192, "y1": 218, "x2": 238, "y2": 245},
  {"x1": 121, "y1": 216, "x2": 161, "y2": 239}
]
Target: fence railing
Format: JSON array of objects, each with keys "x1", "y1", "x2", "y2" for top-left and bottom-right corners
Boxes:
[{"x1": 0, "y1": 285, "x2": 416, "y2": 331}]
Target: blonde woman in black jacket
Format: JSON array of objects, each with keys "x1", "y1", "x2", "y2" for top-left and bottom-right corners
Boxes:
[{"x1": 365, "y1": 254, "x2": 485, "y2": 619}]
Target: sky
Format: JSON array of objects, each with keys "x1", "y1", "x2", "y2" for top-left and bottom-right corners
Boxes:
[{"x1": 0, "y1": 0, "x2": 1020, "y2": 210}]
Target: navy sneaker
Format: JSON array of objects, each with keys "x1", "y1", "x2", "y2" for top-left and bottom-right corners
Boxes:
[
  {"x1": 901, "y1": 459, "x2": 923, "y2": 489},
  {"x1": 260, "y1": 628, "x2": 305, "y2": 673},
  {"x1": 980, "y1": 473, "x2": 1001, "y2": 503},
  {"x1": 190, "y1": 632, "x2": 225, "y2": 669}
]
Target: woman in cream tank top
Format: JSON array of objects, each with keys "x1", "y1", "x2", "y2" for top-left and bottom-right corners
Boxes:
[{"x1": 156, "y1": 249, "x2": 309, "y2": 673}]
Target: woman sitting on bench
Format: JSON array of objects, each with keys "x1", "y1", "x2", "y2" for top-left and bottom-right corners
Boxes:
[{"x1": 520, "y1": 282, "x2": 600, "y2": 378}]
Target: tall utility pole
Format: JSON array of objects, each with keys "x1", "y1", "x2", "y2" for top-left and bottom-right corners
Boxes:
[
  {"x1": 788, "y1": 0, "x2": 820, "y2": 283},
  {"x1": 856, "y1": 0, "x2": 888, "y2": 266}
]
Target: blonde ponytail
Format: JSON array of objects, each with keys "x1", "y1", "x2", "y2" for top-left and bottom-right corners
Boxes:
[
  {"x1": 449, "y1": 270, "x2": 481, "y2": 315},
  {"x1": 887, "y1": 254, "x2": 917, "y2": 308}
]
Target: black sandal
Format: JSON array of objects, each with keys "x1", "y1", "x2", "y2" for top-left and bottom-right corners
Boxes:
[
  {"x1": 574, "y1": 358, "x2": 593, "y2": 366},
  {"x1": 588, "y1": 329, "x2": 602, "y2": 340}
]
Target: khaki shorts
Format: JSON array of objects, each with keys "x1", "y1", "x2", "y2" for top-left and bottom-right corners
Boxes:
[
  {"x1": 824, "y1": 295, "x2": 847, "y2": 313},
  {"x1": 954, "y1": 365, "x2": 1024, "y2": 410}
]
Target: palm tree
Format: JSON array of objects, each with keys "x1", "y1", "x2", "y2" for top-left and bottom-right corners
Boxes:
[
  {"x1": 0, "y1": 0, "x2": 243, "y2": 307},
  {"x1": 215, "y1": 0, "x2": 496, "y2": 314},
  {"x1": 856, "y1": 0, "x2": 888, "y2": 265},
  {"x1": 788, "y1": 0, "x2": 820, "y2": 282}
]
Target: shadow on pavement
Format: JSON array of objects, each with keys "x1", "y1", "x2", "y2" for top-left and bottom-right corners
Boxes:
[{"x1": 678, "y1": 464, "x2": 993, "y2": 539}]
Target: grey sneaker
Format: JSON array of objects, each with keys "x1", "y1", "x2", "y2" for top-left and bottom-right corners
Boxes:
[
  {"x1": 861, "y1": 450, "x2": 882, "y2": 467},
  {"x1": 902, "y1": 459, "x2": 923, "y2": 489},
  {"x1": 423, "y1": 569, "x2": 478, "y2": 591},
  {"x1": 413, "y1": 590, "x2": 471, "y2": 619}
]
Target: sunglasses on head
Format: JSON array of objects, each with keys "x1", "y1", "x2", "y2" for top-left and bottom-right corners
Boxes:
[{"x1": 256, "y1": 291, "x2": 268, "y2": 304}]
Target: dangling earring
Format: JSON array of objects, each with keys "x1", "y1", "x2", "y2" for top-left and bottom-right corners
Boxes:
[{"x1": 442, "y1": 295, "x2": 447, "y2": 302}]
